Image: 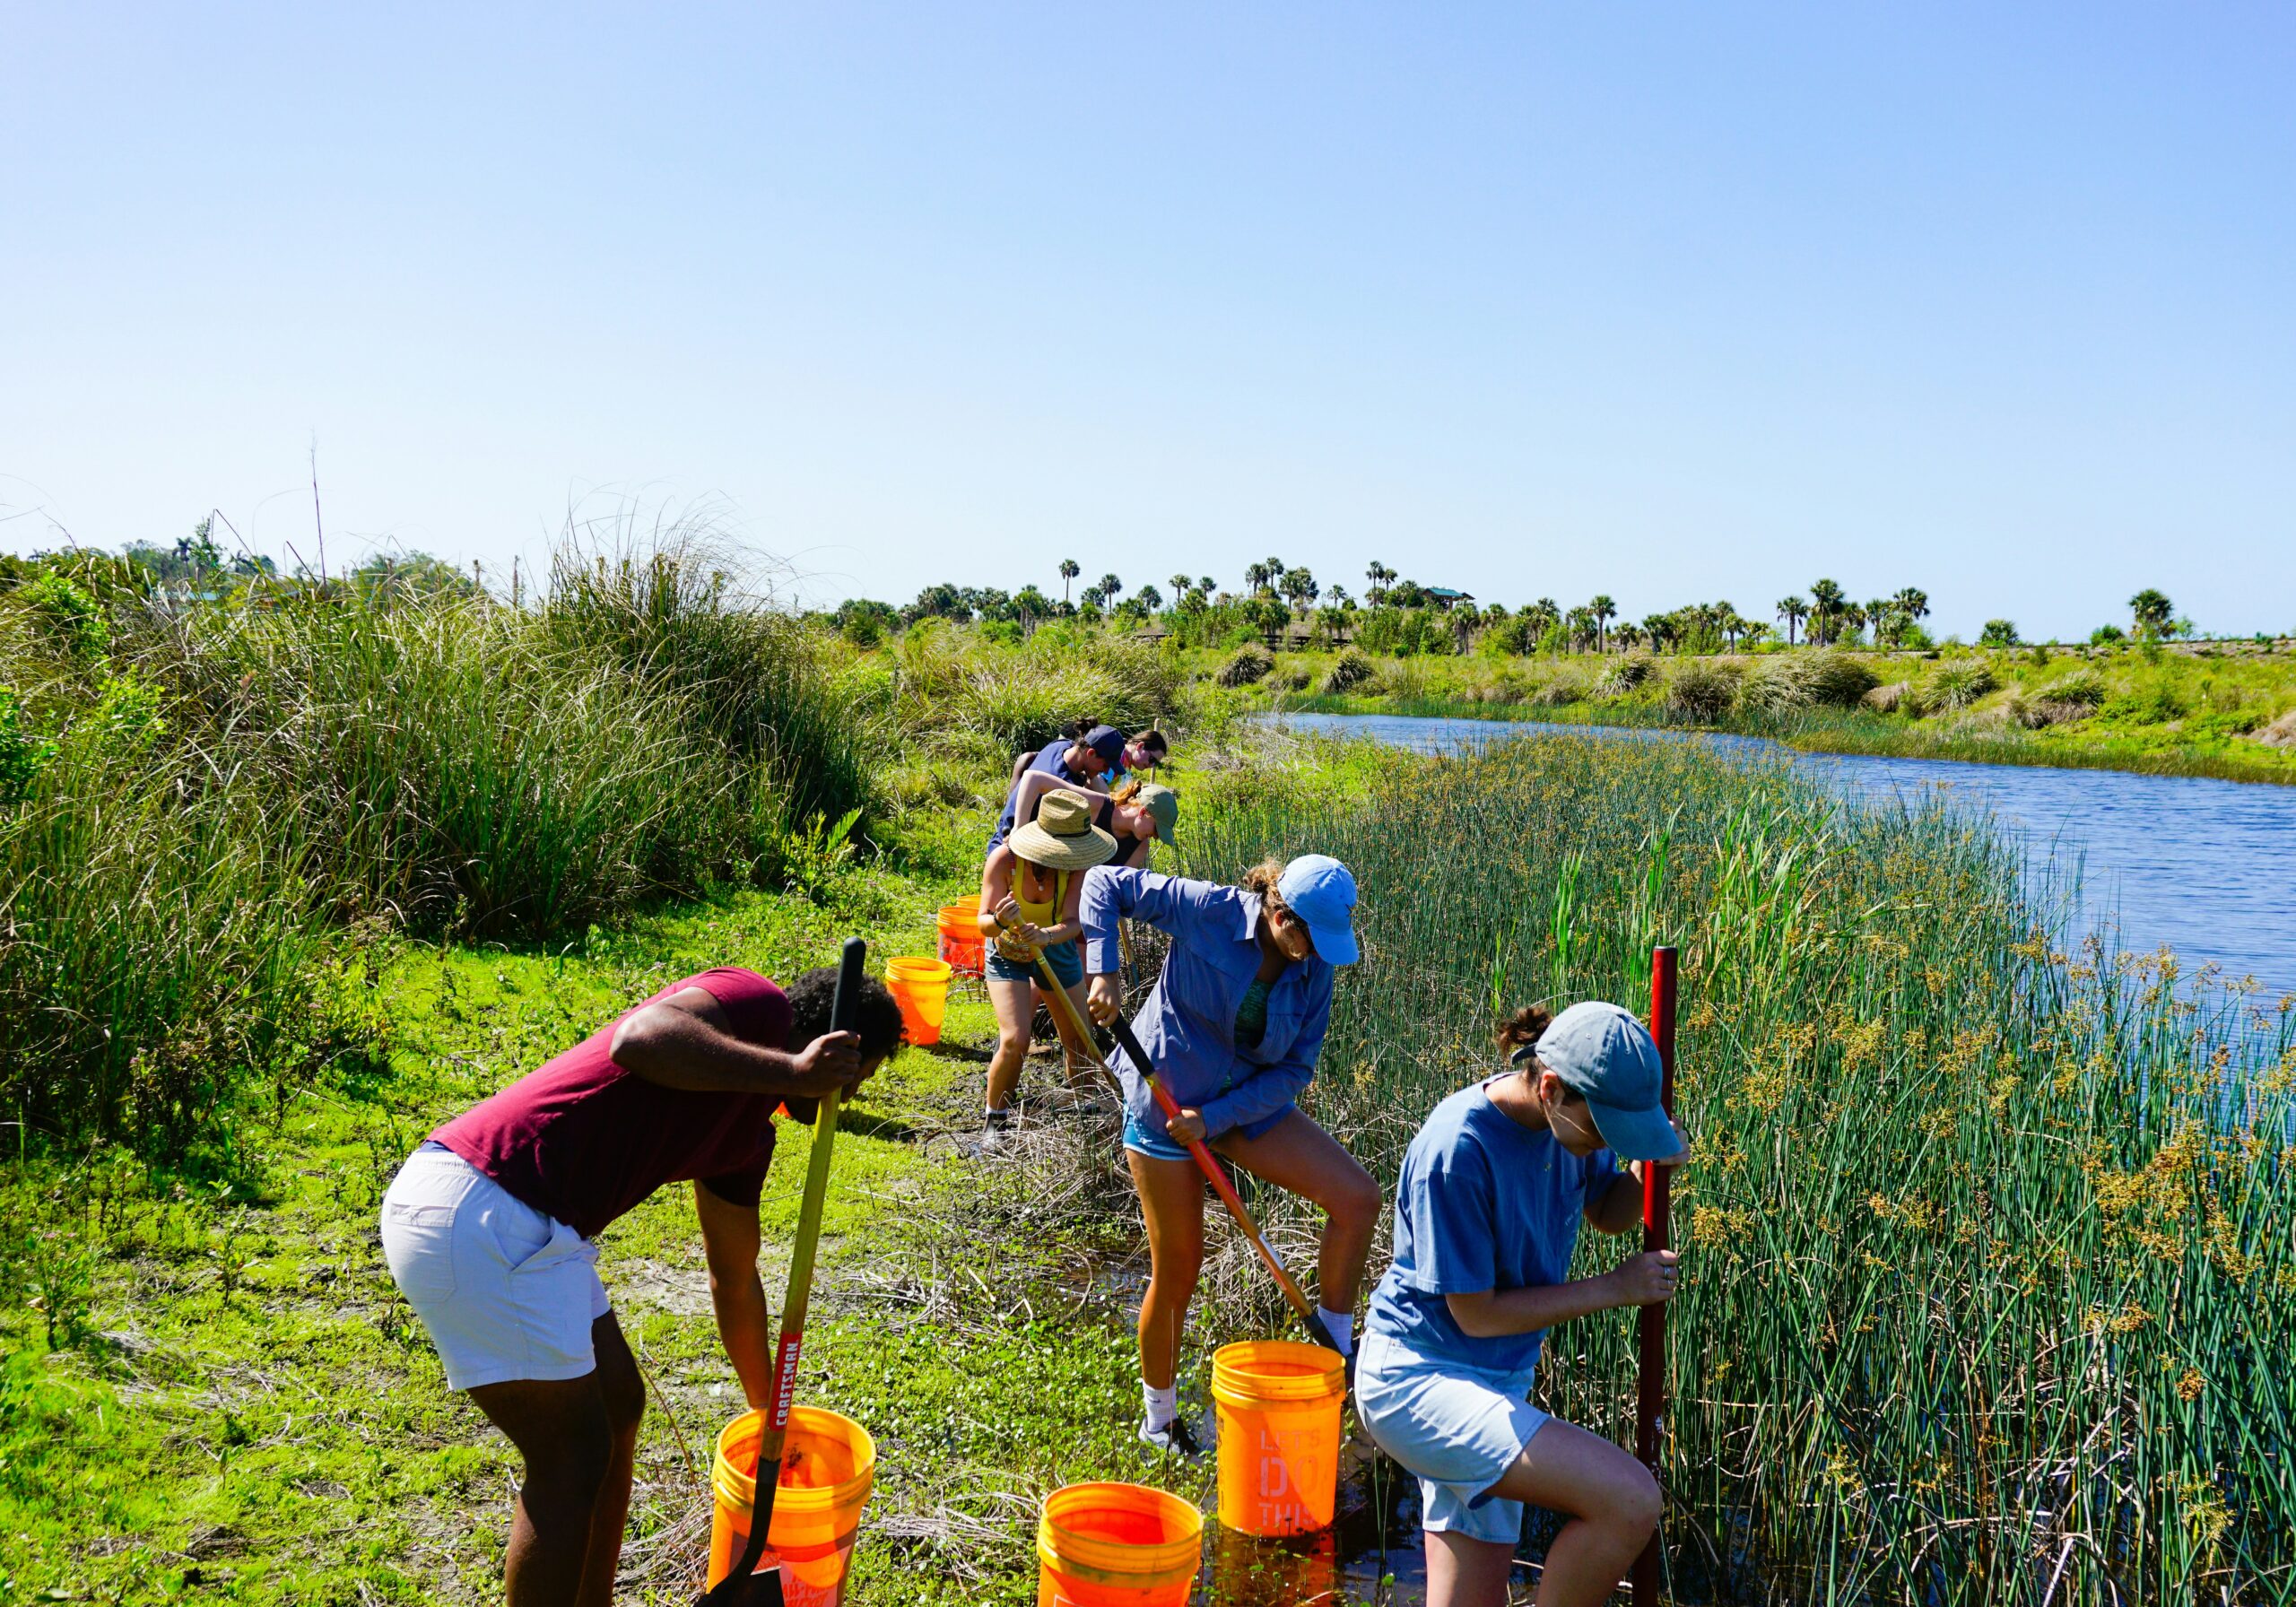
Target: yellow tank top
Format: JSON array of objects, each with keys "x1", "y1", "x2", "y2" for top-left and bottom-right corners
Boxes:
[{"x1": 998, "y1": 863, "x2": 1072, "y2": 958}]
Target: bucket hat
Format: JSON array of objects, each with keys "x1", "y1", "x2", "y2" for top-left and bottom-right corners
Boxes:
[
  {"x1": 1526, "y1": 1002, "x2": 1677, "y2": 1161},
  {"x1": 1009, "y1": 790, "x2": 1119, "y2": 872}
]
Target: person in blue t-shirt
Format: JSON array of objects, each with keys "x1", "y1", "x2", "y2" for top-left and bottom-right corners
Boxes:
[
  {"x1": 991, "y1": 724, "x2": 1126, "y2": 847},
  {"x1": 1357, "y1": 1001, "x2": 1691, "y2": 1607}
]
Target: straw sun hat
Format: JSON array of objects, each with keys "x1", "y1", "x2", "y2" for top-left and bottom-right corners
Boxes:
[{"x1": 1008, "y1": 790, "x2": 1119, "y2": 871}]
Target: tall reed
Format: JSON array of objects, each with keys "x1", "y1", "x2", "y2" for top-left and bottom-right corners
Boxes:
[{"x1": 1182, "y1": 733, "x2": 2296, "y2": 1603}]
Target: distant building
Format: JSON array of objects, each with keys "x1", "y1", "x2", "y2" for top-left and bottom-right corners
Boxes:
[{"x1": 1424, "y1": 586, "x2": 1474, "y2": 610}]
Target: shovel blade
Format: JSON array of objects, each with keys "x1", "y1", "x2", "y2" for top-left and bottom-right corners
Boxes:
[{"x1": 696, "y1": 1566, "x2": 784, "y2": 1607}]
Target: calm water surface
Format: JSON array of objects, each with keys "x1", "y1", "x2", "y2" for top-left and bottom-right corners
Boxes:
[{"x1": 1259, "y1": 711, "x2": 2296, "y2": 1004}]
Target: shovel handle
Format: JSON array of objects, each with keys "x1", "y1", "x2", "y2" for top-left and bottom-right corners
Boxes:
[{"x1": 1033, "y1": 958, "x2": 1339, "y2": 1354}]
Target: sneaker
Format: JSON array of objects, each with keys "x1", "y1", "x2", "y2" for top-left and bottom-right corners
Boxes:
[
  {"x1": 975, "y1": 1108, "x2": 1015, "y2": 1151},
  {"x1": 1137, "y1": 1414, "x2": 1204, "y2": 1460}
]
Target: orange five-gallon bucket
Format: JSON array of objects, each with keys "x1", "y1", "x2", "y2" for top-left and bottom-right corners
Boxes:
[
  {"x1": 708, "y1": 1407, "x2": 876, "y2": 1607},
  {"x1": 1212, "y1": 1340, "x2": 1348, "y2": 1537},
  {"x1": 1036, "y1": 1482, "x2": 1203, "y2": 1607},
  {"x1": 936, "y1": 899, "x2": 985, "y2": 977},
  {"x1": 885, "y1": 957, "x2": 952, "y2": 1046}
]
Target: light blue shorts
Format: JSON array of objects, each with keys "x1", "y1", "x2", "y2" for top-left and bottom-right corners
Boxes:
[
  {"x1": 1353, "y1": 1329, "x2": 1549, "y2": 1545},
  {"x1": 1120, "y1": 1103, "x2": 1291, "y2": 1162}
]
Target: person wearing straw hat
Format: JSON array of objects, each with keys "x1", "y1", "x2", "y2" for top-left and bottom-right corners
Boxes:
[
  {"x1": 1080, "y1": 855, "x2": 1382, "y2": 1456},
  {"x1": 1353, "y1": 1001, "x2": 1691, "y2": 1607},
  {"x1": 977, "y1": 788, "x2": 1120, "y2": 1139}
]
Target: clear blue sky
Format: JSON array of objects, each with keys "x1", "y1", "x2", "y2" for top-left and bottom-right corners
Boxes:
[{"x1": 4, "y1": 4, "x2": 2291, "y2": 638}]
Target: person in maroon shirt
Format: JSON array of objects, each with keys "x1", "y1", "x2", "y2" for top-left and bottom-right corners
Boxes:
[{"x1": 379, "y1": 963, "x2": 903, "y2": 1607}]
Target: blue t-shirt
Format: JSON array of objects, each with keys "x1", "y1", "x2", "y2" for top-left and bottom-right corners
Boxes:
[
  {"x1": 1366, "y1": 1078, "x2": 1622, "y2": 1375},
  {"x1": 991, "y1": 741, "x2": 1097, "y2": 846}
]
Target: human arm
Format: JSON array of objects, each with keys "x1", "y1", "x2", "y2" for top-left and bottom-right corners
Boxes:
[
  {"x1": 1442, "y1": 1252, "x2": 1681, "y2": 1339},
  {"x1": 1583, "y1": 1120, "x2": 1691, "y2": 1236},
  {"x1": 694, "y1": 1182, "x2": 776, "y2": 1408},
  {"x1": 1079, "y1": 867, "x2": 1218, "y2": 980},
  {"x1": 609, "y1": 986, "x2": 862, "y2": 1099},
  {"x1": 1193, "y1": 962, "x2": 1331, "y2": 1139}
]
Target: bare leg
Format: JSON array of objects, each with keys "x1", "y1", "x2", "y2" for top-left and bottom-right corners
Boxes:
[
  {"x1": 1483, "y1": 1419, "x2": 1660, "y2": 1607},
  {"x1": 1425, "y1": 1530, "x2": 1518, "y2": 1607},
  {"x1": 1125, "y1": 1150, "x2": 1205, "y2": 1389},
  {"x1": 1215, "y1": 1108, "x2": 1381, "y2": 1315},
  {"x1": 467, "y1": 1314, "x2": 646, "y2": 1607},
  {"x1": 984, "y1": 972, "x2": 1034, "y2": 1113}
]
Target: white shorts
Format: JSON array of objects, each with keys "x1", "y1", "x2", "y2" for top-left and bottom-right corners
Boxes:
[
  {"x1": 378, "y1": 1144, "x2": 610, "y2": 1391},
  {"x1": 1354, "y1": 1329, "x2": 1550, "y2": 1546}
]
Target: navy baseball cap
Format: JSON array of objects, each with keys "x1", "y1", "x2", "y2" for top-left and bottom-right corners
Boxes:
[
  {"x1": 1531, "y1": 1002, "x2": 1675, "y2": 1160},
  {"x1": 1276, "y1": 855, "x2": 1359, "y2": 966},
  {"x1": 1083, "y1": 725, "x2": 1126, "y2": 765}
]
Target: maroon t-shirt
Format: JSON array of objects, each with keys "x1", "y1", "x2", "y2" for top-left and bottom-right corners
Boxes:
[{"x1": 430, "y1": 968, "x2": 794, "y2": 1240}]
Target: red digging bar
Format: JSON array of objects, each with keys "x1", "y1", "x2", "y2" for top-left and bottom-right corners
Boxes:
[{"x1": 1631, "y1": 945, "x2": 1678, "y2": 1607}]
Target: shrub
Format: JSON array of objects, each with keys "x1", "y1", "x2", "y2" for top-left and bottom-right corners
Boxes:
[
  {"x1": 21, "y1": 574, "x2": 109, "y2": 662},
  {"x1": 2101, "y1": 683, "x2": 2187, "y2": 725},
  {"x1": 1862, "y1": 681, "x2": 1920, "y2": 716},
  {"x1": 1321, "y1": 647, "x2": 1378, "y2": 695},
  {"x1": 2038, "y1": 671, "x2": 2107, "y2": 708},
  {"x1": 1529, "y1": 672, "x2": 1589, "y2": 708},
  {"x1": 1595, "y1": 654, "x2": 1657, "y2": 699},
  {"x1": 1742, "y1": 651, "x2": 1878, "y2": 717},
  {"x1": 1218, "y1": 641, "x2": 1274, "y2": 687},
  {"x1": 1979, "y1": 619, "x2": 2019, "y2": 647},
  {"x1": 1665, "y1": 658, "x2": 1743, "y2": 722},
  {"x1": 1925, "y1": 660, "x2": 1996, "y2": 711}
]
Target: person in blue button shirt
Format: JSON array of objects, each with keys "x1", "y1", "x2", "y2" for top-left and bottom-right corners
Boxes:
[
  {"x1": 1081, "y1": 854, "x2": 1381, "y2": 1456},
  {"x1": 1356, "y1": 1001, "x2": 1690, "y2": 1607}
]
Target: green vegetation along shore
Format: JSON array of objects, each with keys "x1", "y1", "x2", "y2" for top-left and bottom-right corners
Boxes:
[{"x1": 5, "y1": 546, "x2": 2294, "y2": 1603}]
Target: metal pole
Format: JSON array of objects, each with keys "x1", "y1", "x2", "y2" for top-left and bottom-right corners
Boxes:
[{"x1": 1631, "y1": 945, "x2": 1679, "y2": 1607}]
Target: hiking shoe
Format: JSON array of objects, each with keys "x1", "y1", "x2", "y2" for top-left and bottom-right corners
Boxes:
[
  {"x1": 976, "y1": 1108, "x2": 1016, "y2": 1151},
  {"x1": 1137, "y1": 1414, "x2": 1205, "y2": 1460}
]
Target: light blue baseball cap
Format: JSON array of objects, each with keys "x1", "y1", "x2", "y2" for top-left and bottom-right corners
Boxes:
[
  {"x1": 1276, "y1": 855, "x2": 1359, "y2": 966},
  {"x1": 1530, "y1": 1001, "x2": 1675, "y2": 1160}
]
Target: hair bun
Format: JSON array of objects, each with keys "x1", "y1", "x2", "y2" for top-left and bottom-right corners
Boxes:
[{"x1": 1496, "y1": 1003, "x2": 1552, "y2": 1050}]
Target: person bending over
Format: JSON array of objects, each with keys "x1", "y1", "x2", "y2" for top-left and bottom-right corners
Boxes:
[
  {"x1": 977, "y1": 790, "x2": 1120, "y2": 1135},
  {"x1": 1354, "y1": 1003, "x2": 1690, "y2": 1607},
  {"x1": 1081, "y1": 856, "x2": 1381, "y2": 1455},
  {"x1": 378, "y1": 964, "x2": 903, "y2": 1607},
  {"x1": 1005, "y1": 766, "x2": 1178, "y2": 872},
  {"x1": 993, "y1": 723, "x2": 1125, "y2": 846}
]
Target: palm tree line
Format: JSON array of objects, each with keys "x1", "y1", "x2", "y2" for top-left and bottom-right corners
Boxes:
[{"x1": 850, "y1": 560, "x2": 2196, "y2": 654}]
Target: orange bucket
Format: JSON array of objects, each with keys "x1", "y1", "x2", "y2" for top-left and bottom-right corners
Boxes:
[
  {"x1": 937, "y1": 899, "x2": 985, "y2": 977},
  {"x1": 885, "y1": 958, "x2": 952, "y2": 1047},
  {"x1": 1212, "y1": 1341, "x2": 1347, "y2": 1537},
  {"x1": 707, "y1": 1406, "x2": 876, "y2": 1607},
  {"x1": 1037, "y1": 1482, "x2": 1202, "y2": 1607}
]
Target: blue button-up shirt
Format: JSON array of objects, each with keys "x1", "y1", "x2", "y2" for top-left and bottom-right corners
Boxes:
[{"x1": 1078, "y1": 866, "x2": 1335, "y2": 1141}]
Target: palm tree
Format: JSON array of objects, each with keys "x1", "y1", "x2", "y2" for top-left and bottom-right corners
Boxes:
[
  {"x1": 1134, "y1": 584, "x2": 1163, "y2": 611},
  {"x1": 1059, "y1": 559, "x2": 1080, "y2": 605},
  {"x1": 1281, "y1": 566, "x2": 1319, "y2": 616},
  {"x1": 1169, "y1": 572, "x2": 1193, "y2": 603},
  {"x1": 1326, "y1": 584, "x2": 1351, "y2": 608},
  {"x1": 1893, "y1": 586, "x2": 1929, "y2": 628},
  {"x1": 1808, "y1": 578, "x2": 1845, "y2": 646},
  {"x1": 1080, "y1": 585, "x2": 1104, "y2": 611},
  {"x1": 1776, "y1": 595, "x2": 1806, "y2": 647},
  {"x1": 1243, "y1": 560, "x2": 1271, "y2": 597},
  {"x1": 1259, "y1": 558, "x2": 1286, "y2": 598},
  {"x1": 1589, "y1": 594, "x2": 1617, "y2": 654},
  {"x1": 1097, "y1": 574, "x2": 1123, "y2": 611},
  {"x1": 2129, "y1": 587, "x2": 2174, "y2": 638},
  {"x1": 1365, "y1": 560, "x2": 1395, "y2": 604}
]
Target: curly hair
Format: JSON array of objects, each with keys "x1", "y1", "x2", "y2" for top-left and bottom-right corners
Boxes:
[
  {"x1": 1497, "y1": 1003, "x2": 1555, "y2": 1073},
  {"x1": 786, "y1": 967, "x2": 907, "y2": 1062},
  {"x1": 1239, "y1": 857, "x2": 1291, "y2": 917}
]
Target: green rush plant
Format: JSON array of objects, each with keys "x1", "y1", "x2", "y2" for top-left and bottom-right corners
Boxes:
[{"x1": 1178, "y1": 732, "x2": 2296, "y2": 1604}]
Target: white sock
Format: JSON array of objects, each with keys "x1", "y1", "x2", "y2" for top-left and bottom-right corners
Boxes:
[
  {"x1": 1142, "y1": 1382, "x2": 1178, "y2": 1429},
  {"x1": 1317, "y1": 1305, "x2": 1355, "y2": 1357}
]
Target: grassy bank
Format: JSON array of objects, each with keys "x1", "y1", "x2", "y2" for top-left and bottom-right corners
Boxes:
[
  {"x1": 1189, "y1": 640, "x2": 2296, "y2": 784},
  {"x1": 7, "y1": 556, "x2": 2295, "y2": 1603}
]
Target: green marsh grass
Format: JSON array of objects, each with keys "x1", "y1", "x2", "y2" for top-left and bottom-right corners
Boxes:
[{"x1": 1180, "y1": 733, "x2": 2296, "y2": 1603}]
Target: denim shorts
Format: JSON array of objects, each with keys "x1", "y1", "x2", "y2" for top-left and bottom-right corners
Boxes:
[
  {"x1": 1353, "y1": 1329, "x2": 1549, "y2": 1545},
  {"x1": 987, "y1": 938, "x2": 1083, "y2": 988},
  {"x1": 1120, "y1": 1102, "x2": 1291, "y2": 1161}
]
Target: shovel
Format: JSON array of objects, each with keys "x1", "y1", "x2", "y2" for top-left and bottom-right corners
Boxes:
[
  {"x1": 699, "y1": 935, "x2": 865, "y2": 1607},
  {"x1": 1029, "y1": 951, "x2": 1341, "y2": 1355}
]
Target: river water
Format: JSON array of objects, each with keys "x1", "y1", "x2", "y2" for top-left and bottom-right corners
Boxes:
[{"x1": 1257, "y1": 711, "x2": 2296, "y2": 1006}]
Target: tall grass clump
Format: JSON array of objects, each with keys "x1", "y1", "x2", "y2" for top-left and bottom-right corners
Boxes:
[
  {"x1": 1180, "y1": 732, "x2": 2296, "y2": 1604},
  {"x1": 887, "y1": 619, "x2": 1183, "y2": 752},
  {"x1": 0, "y1": 528, "x2": 880, "y2": 1151}
]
